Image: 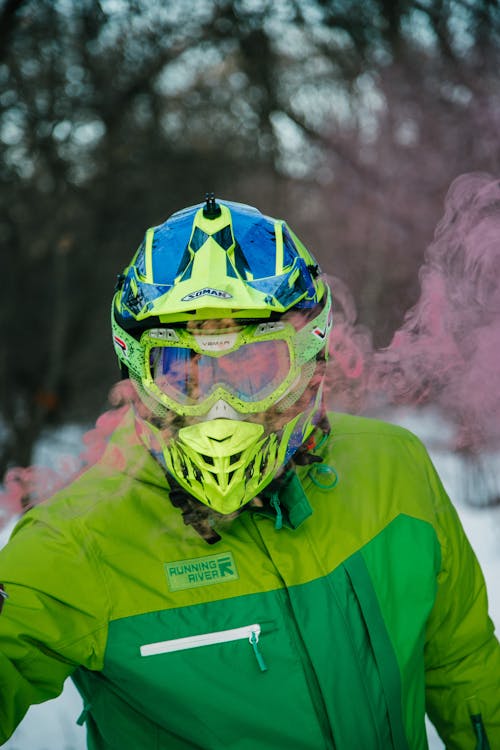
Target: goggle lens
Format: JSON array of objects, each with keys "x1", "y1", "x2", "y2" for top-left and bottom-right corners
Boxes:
[{"x1": 150, "y1": 339, "x2": 291, "y2": 405}]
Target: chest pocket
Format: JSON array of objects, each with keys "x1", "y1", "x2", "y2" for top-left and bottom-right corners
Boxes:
[
  {"x1": 140, "y1": 622, "x2": 267, "y2": 671},
  {"x1": 101, "y1": 590, "x2": 336, "y2": 750}
]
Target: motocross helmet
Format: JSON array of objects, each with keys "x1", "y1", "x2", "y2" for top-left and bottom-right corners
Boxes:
[{"x1": 112, "y1": 196, "x2": 332, "y2": 514}]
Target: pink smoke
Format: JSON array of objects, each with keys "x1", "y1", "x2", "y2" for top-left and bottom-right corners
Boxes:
[
  {"x1": 374, "y1": 172, "x2": 500, "y2": 451},
  {"x1": 0, "y1": 401, "x2": 130, "y2": 530},
  {"x1": 326, "y1": 171, "x2": 500, "y2": 456}
]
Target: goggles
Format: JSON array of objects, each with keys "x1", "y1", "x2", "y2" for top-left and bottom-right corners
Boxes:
[{"x1": 137, "y1": 307, "x2": 330, "y2": 417}]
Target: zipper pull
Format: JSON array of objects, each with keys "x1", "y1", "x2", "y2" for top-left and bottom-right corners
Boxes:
[
  {"x1": 467, "y1": 696, "x2": 492, "y2": 750},
  {"x1": 249, "y1": 630, "x2": 268, "y2": 672},
  {"x1": 269, "y1": 493, "x2": 283, "y2": 530},
  {"x1": 470, "y1": 713, "x2": 491, "y2": 750},
  {"x1": 76, "y1": 703, "x2": 92, "y2": 726}
]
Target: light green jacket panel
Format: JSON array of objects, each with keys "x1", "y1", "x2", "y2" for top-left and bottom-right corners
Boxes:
[
  {"x1": 0, "y1": 505, "x2": 109, "y2": 738},
  {"x1": 420, "y1": 459, "x2": 500, "y2": 749},
  {"x1": 0, "y1": 419, "x2": 151, "y2": 742}
]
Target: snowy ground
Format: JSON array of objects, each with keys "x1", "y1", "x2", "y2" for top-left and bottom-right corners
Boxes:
[{"x1": 1, "y1": 409, "x2": 499, "y2": 750}]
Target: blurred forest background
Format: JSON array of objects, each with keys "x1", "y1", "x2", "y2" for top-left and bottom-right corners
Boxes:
[{"x1": 2, "y1": 0, "x2": 500, "y2": 477}]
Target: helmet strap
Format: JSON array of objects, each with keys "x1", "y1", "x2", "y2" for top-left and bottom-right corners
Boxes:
[{"x1": 293, "y1": 410, "x2": 330, "y2": 465}]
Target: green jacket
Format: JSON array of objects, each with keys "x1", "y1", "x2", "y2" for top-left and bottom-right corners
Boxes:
[{"x1": 0, "y1": 410, "x2": 499, "y2": 749}]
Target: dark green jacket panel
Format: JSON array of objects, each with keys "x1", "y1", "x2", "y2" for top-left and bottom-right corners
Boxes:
[
  {"x1": 285, "y1": 559, "x2": 399, "y2": 749},
  {"x1": 348, "y1": 516, "x2": 441, "y2": 750},
  {"x1": 81, "y1": 562, "x2": 404, "y2": 750},
  {"x1": 97, "y1": 588, "x2": 333, "y2": 750}
]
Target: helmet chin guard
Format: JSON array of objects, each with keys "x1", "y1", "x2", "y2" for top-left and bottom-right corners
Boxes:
[
  {"x1": 140, "y1": 385, "x2": 324, "y2": 515},
  {"x1": 169, "y1": 419, "x2": 269, "y2": 514}
]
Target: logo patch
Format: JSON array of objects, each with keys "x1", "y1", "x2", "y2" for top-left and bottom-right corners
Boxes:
[
  {"x1": 312, "y1": 326, "x2": 327, "y2": 340},
  {"x1": 195, "y1": 333, "x2": 238, "y2": 351},
  {"x1": 181, "y1": 288, "x2": 232, "y2": 302},
  {"x1": 113, "y1": 334, "x2": 128, "y2": 353},
  {"x1": 165, "y1": 551, "x2": 239, "y2": 591}
]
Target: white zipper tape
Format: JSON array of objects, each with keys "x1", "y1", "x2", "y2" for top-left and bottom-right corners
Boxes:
[{"x1": 140, "y1": 623, "x2": 261, "y2": 657}]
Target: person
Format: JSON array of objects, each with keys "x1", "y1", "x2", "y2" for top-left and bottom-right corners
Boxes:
[{"x1": 0, "y1": 195, "x2": 499, "y2": 750}]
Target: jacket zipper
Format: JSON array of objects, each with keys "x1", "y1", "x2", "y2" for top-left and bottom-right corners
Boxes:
[
  {"x1": 140, "y1": 623, "x2": 267, "y2": 671},
  {"x1": 278, "y1": 596, "x2": 336, "y2": 748},
  {"x1": 249, "y1": 514, "x2": 335, "y2": 747}
]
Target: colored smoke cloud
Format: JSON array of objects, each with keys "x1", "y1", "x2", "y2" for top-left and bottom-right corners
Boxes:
[
  {"x1": 327, "y1": 171, "x2": 500, "y2": 456},
  {"x1": 0, "y1": 400, "x2": 130, "y2": 530},
  {"x1": 382, "y1": 171, "x2": 500, "y2": 451}
]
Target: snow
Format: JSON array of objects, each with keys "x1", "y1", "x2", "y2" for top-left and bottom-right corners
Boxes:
[{"x1": 1, "y1": 409, "x2": 499, "y2": 750}]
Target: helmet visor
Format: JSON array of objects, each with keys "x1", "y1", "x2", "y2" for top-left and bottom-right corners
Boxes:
[{"x1": 150, "y1": 339, "x2": 291, "y2": 405}]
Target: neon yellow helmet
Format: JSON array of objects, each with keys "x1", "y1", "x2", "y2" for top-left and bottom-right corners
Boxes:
[{"x1": 112, "y1": 196, "x2": 332, "y2": 514}]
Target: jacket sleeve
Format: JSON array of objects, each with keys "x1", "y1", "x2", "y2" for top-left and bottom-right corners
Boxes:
[
  {"x1": 423, "y1": 455, "x2": 500, "y2": 750},
  {"x1": 0, "y1": 510, "x2": 108, "y2": 745}
]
